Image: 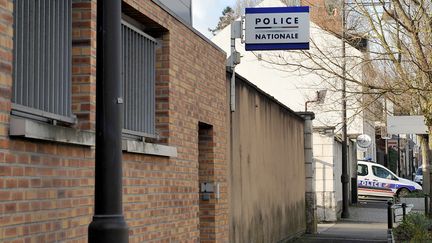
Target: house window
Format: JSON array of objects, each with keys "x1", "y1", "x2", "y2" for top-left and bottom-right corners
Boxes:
[
  {"x1": 12, "y1": 0, "x2": 74, "y2": 124},
  {"x1": 121, "y1": 21, "x2": 157, "y2": 137}
]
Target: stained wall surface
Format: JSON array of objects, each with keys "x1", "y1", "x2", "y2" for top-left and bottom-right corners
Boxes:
[{"x1": 229, "y1": 74, "x2": 306, "y2": 242}]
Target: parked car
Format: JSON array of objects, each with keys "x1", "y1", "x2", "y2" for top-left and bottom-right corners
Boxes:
[
  {"x1": 357, "y1": 161, "x2": 422, "y2": 198},
  {"x1": 414, "y1": 166, "x2": 423, "y2": 185}
]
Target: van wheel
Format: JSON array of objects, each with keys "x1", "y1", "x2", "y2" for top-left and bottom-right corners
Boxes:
[{"x1": 397, "y1": 188, "x2": 410, "y2": 198}]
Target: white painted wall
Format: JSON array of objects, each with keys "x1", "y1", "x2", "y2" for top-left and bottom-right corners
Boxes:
[
  {"x1": 361, "y1": 119, "x2": 377, "y2": 161},
  {"x1": 313, "y1": 131, "x2": 341, "y2": 221}
]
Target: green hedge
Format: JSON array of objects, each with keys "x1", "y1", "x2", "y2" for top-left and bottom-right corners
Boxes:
[{"x1": 393, "y1": 213, "x2": 432, "y2": 241}]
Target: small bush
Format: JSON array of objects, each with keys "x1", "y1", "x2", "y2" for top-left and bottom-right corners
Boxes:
[
  {"x1": 393, "y1": 212, "x2": 432, "y2": 241},
  {"x1": 405, "y1": 191, "x2": 427, "y2": 198}
]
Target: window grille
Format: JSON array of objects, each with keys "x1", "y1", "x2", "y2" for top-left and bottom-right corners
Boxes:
[
  {"x1": 121, "y1": 21, "x2": 157, "y2": 137},
  {"x1": 12, "y1": 0, "x2": 74, "y2": 123}
]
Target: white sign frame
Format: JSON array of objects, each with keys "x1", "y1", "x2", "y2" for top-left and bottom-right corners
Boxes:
[{"x1": 244, "y1": 6, "x2": 310, "y2": 51}]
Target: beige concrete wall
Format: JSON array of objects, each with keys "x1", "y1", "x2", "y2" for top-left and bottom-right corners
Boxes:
[{"x1": 229, "y1": 74, "x2": 306, "y2": 242}]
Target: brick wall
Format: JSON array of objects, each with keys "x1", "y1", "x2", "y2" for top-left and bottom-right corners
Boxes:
[
  {"x1": 198, "y1": 123, "x2": 217, "y2": 242},
  {"x1": 0, "y1": 1, "x2": 228, "y2": 242},
  {"x1": 302, "y1": 0, "x2": 342, "y2": 35},
  {"x1": 71, "y1": 0, "x2": 97, "y2": 131}
]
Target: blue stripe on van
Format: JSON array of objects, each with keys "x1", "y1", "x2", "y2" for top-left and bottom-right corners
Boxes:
[{"x1": 358, "y1": 180, "x2": 416, "y2": 191}]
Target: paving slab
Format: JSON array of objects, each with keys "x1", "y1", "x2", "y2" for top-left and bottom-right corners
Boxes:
[{"x1": 294, "y1": 200, "x2": 389, "y2": 243}]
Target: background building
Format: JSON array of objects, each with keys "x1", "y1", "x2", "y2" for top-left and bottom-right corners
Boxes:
[{"x1": 211, "y1": 0, "x2": 373, "y2": 221}]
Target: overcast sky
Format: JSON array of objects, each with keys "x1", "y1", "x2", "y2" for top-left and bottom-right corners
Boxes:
[{"x1": 192, "y1": 0, "x2": 234, "y2": 39}]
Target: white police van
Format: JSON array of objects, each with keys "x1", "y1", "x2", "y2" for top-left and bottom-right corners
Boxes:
[{"x1": 357, "y1": 161, "x2": 422, "y2": 198}]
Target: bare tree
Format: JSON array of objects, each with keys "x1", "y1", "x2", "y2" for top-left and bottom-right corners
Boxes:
[
  {"x1": 257, "y1": 0, "x2": 432, "y2": 126},
  {"x1": 257, "y1": 0, "x2": 432, "y2": 198},
  {"x1": 210, "y1": 0, "x2": 263, "y2": 35},
  {"x1": 209, "y1": 6, "x2": 236, "y2": 36},
  {"x1": 234, "y1": 0, "x2": 263, "y2": 15}
]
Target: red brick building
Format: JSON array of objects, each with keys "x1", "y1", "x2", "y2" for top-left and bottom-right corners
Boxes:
[
  {"x1": 0, "y1": 0, "x2": 229, "y2": 242},
  {"x1": 302, "y1": 0, "x2": 342, "y2": 35}
]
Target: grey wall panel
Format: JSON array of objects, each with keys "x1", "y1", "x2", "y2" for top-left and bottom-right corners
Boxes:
[{"x1": 157, "y1": 0, "x2": 192, "y2": 25}]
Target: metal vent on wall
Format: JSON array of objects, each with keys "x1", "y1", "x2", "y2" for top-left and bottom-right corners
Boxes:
[
  {"x1": 122, "y1": 21, "x2": 157, "y2": 137},
  {"x1": 12, "y1": 0, "x2": 74, "y2": 123}
]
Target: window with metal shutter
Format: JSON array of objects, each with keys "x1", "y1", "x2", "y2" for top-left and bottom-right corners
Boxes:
[
  {"x1": 121, "y1": 21, "x2": 157, "y2": 137},
  {"x1": 12, "y1": 0, "x2": 74, "y2": 124}
]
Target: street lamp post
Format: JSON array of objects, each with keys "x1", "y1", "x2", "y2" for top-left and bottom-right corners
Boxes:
[
  {"x1": 88, "y1": 0, "x2": 129, "y2": 242},
  {"x1": 341, "y1": 0, "x2": 350, "y2": 219}
]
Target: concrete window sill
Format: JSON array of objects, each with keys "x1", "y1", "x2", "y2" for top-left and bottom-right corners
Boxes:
[
  {"x1": 10, "y1": 117, "x2": 95, "y2": 146},
  {"x1": 122, "y1": 140, "x2": 177, "y2": 157},
  {"x1": 9, "y1": 117, "x2": 177, "y2": 157}
]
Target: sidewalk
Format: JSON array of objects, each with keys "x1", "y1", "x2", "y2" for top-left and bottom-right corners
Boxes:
[{"x1": 295, "y1": 200, "x2": 389, "y2": 243}]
